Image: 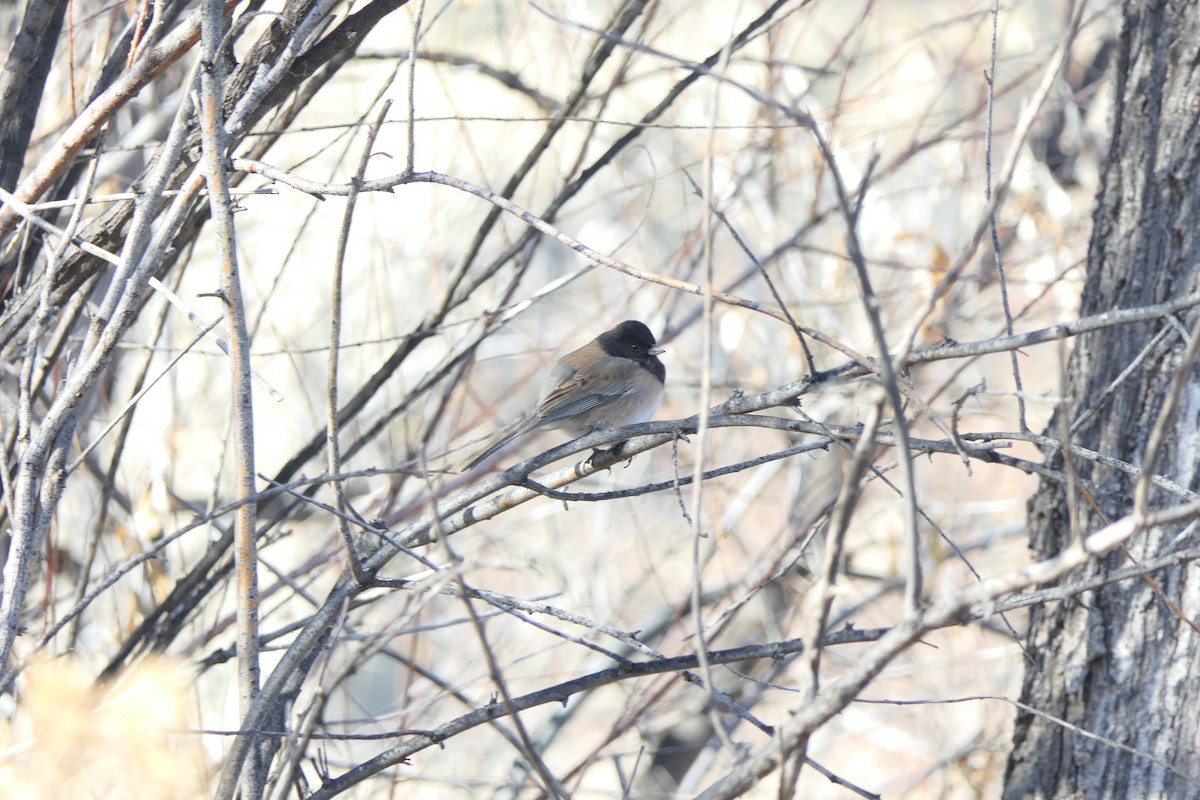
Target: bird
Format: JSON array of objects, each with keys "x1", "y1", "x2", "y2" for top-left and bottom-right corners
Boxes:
[{"x1": 464, "y1": 320, "x2": 666, "y2": 470}]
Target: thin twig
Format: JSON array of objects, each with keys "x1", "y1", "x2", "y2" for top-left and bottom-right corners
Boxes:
[
  {"x1": 327, "y1": 100, "x2": 391, "y2": 583},
  {"x1": 198, "y1": 0, "x2": 262, "y2": 793},
  {"x1": 985, "y1": 0, "x2": 1028, "y2": 432}
]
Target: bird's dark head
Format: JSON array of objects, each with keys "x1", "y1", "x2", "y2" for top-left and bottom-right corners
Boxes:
[{"x1": 599, "y1": 320, "x2": 666, "y2": 381}]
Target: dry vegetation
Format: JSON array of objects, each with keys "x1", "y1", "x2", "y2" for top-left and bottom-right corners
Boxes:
[{"x1": 0, "y1": 0, "x2": 1136, "y2": 797}]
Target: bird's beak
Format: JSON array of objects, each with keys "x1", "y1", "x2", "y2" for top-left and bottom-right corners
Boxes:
[{"x1": 649, "y1": 346, "x2": 665, "y2": 356}]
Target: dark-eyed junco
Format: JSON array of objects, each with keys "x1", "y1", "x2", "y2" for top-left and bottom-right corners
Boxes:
[{"x1": 465, "y1": 320, "x2": 666, "y2": 470}]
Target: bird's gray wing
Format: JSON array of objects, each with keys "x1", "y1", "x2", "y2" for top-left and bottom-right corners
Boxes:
[{"x1": 534, "y1": 358, "x2": 635, "y2": 426}]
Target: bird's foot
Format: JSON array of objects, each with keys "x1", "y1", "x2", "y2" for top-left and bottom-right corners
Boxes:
[{"x1": 586, "y1": 440, "x2": 631, "y2": 469}]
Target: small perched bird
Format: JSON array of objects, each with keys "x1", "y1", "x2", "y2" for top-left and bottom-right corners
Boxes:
[{"x1": 465, "y1": 320, "x2": 666, "y2": 470}]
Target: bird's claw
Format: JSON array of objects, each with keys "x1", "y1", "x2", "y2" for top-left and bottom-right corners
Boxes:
[{"x1": 586, "y1": 440, "x2": 631, "y2": 469}]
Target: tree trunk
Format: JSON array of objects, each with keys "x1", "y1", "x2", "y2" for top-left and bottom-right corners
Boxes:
[
  {"x1": 1004, "y1": 1, "x2": 1200, "y2": 797},
  {"x1": 0, "y1": 0, "x2": 70, "y2": 191}
]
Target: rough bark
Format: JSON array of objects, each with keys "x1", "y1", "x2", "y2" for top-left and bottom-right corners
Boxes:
[
  {"x1": 0, "y1": 0, "x2": 70, "y2": 191},
  {"x1": 1004, "y1": 1, "x2": 1200, "y2": 798}
]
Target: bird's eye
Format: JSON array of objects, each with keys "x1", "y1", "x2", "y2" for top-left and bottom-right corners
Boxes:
[{"x1": 632, "y1": 344, "x2": 641, "y2": 350}]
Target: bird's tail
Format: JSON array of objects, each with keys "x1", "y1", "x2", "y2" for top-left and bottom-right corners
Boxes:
[{"x1": 460, "y1": 419, "x2": 532, "y2": 471}]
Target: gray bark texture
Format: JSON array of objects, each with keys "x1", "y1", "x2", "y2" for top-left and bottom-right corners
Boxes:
[
  {"x1": 0, "y1": 0, "x2": 70, "y2": 191},
  {"x1": 1004, "y1": 1, "x2": 1200, "y2": 798}
]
